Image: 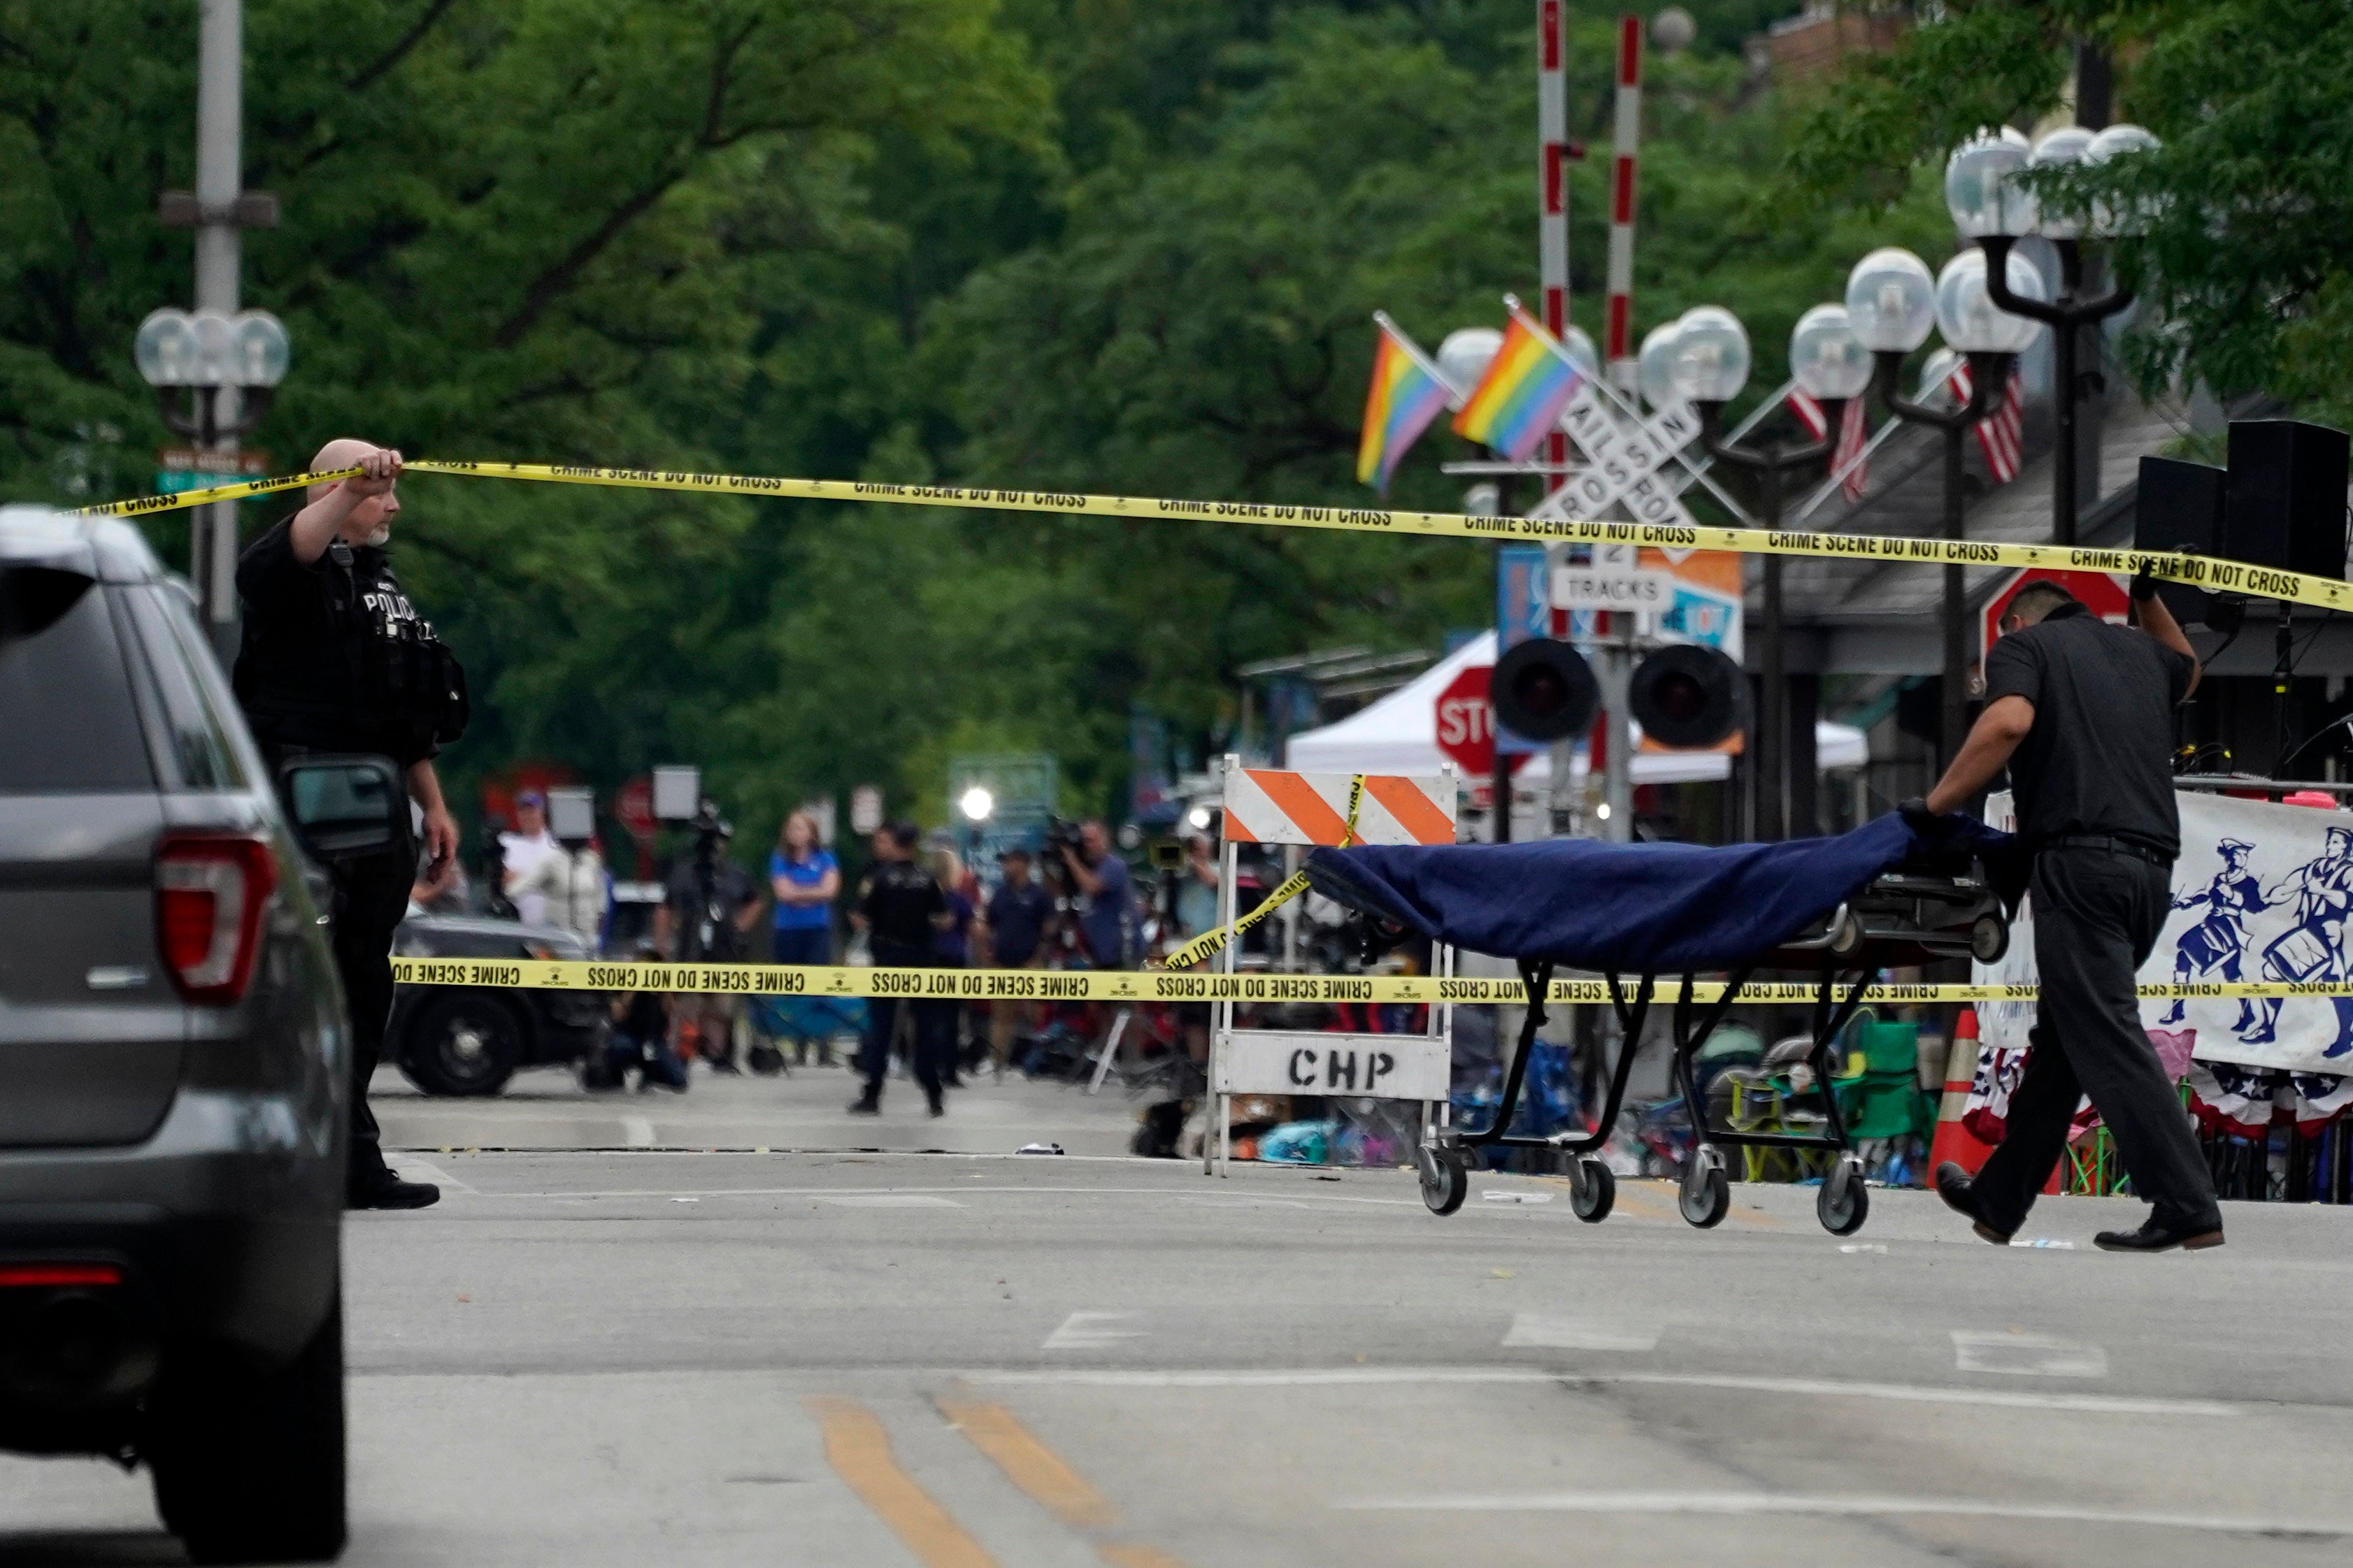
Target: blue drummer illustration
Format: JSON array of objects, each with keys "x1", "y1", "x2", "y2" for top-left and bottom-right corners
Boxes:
[
  {"x1": 2160, "y1": 839, "x2": 2266, "y2": 1028},
  {"x1": 2238, "y1": 824, "x2": 2353, "y2": 1055}
]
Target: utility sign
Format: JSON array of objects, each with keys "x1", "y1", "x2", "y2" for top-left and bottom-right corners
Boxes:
[
  {"x1": 1213, "y1": 1030, "x2": 1450, "y2": 1101},
  {"x1": 1435, "y1": 666, "x2": 1522, "y2": 777},
  {"x1": 850, "y1": 785, "x2": 885, "y2": 835},
  {"x1": 1553, "y1": 564, "x2": 1673, "y2": 609}
]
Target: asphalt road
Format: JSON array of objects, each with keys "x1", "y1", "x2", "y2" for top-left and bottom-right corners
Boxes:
[
  {"x1": 4, "y1": 1146, "x2": 2350, "y2": 1567},
  {"x1": 368, "y1": 1055, "x2": 1161, "y2": 1157}
]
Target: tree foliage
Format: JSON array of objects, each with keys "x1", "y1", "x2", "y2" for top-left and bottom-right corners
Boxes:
[
  {"x1": 1776, "y1": 0, "x2": 2353, "y2": 428},
  {"x1": 25, "y1": 0, "x2": 2300, "y2": 854}
]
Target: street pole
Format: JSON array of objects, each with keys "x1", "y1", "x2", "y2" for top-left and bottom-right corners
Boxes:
[
  {"x1": 1868, "y1": 350, "x2": 2014, "y2": 766},
  {"x1": 1603, "y1": 13, "x2": 1643, "y2": 396},
  {"x1": 1601, "y1": 631, "x2": 1633, "y2": 842},
  {"x1": 1693, "y1": 407, "x2": 1836, "y2": 841},
  {"x1": 1538, "y1": 0, "x2": 1570, "y2": 496},
  {"x1": 1976, "y1": 236, "x2": 2131, "y2": 548},
  {"x1": 194, "y1": 0, "x2": 244, "y2": 640}
]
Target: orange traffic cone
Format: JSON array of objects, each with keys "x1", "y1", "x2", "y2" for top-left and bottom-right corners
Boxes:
[{"x1": 1929, "y1": 1007, "x2": 1995, "y2": 1177}]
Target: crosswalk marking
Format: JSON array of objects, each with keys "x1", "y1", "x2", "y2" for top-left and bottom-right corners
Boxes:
[
  {"x1": 1500, "y1": 1314, "x2": 1658, "y2": 1351},
  {"x1": 1044, "y1": 1311, "x2": 1145, "y2": 1351},
  {"x1": 1951, "y1": 1331, "x2": 2109, "y2": 1378}
]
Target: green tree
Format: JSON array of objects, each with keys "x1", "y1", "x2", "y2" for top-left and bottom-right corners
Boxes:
[{"x1": 1776, "y1": 0, "x2": 2353, "y2": 426}]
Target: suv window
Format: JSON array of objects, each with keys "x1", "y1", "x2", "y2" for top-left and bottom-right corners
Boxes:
[
  {"x1": 0, "y1": 575, "x2": 155, "y2": 793},
  {"x1": 122, "y1": 584, "x2": 247, "y2": 791}
]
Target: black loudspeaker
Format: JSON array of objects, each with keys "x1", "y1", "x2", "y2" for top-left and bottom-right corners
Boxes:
[
  {"x1": 2225, "y1": 420, "x2": 2350, "y2": 582},
  {"x1": 2137, "y1": 454, "x2": 2226, "y2": 626},
  {"x1": 1492, "y1": 637, "x2": 1598, "y2": 742},
  {"x1": 1629, "y1": 644, "x2": 1747, "y2": 749}
]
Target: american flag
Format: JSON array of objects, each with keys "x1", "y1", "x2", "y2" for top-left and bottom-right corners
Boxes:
[
  {"x1": 1945, "y1": 361, "x2": 2026, "y2": 484},
  {"x1": 1786, "y1": 389, "x2": 1872, "y2": 502}
]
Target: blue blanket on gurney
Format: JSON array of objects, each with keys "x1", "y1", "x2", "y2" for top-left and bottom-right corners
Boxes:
[{"x1": 1306, "y1": 812, "x2": 2015, "y2": 974}]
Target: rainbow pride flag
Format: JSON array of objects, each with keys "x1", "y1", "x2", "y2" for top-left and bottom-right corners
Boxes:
[
  {"x1": 1355, "y1": 320, "x2": 1452, "y2": 493},
  {"x1": 1452, "y1": 313, "x2": 1582, "y2": 462}
]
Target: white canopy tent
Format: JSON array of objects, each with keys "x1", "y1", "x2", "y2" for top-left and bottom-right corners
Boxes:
[{"x1": 1281, "y1": 630, "x2": 1867, "y2": 784}]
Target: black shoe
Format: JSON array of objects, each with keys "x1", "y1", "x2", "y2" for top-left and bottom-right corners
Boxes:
[
  {"x1": 926, "y1": 1096, "x2": 945, "y2": 1118},
  {"x1": 349, "y1": 1175, "x2": 440, "y2": 1211},
  {"x1": 1933, "y1": 1162, "x2": 2011, "y2": 1245},
  {"x1": 847, "y1": 1095, "x2": 881, "y2": 1115},
  {"x1": 2094, "y1": 1219, "x2": 2224, "y2": 1253}
]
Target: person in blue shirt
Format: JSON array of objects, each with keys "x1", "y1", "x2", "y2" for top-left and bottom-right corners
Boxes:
[
  {"x1": 768, "y1": 810, "x2": 840, "y2": 966},
  {"x1": 1059, "y1": 819, "x2": 1133, "y2": 968}
]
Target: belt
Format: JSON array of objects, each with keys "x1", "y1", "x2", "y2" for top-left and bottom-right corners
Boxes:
[{"x1": 2040, "y1": 834, "x2": 2174, "y2": 868}]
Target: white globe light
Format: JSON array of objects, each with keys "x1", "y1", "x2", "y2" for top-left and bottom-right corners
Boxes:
[
  {"x1": 1637, "y1": 322, "x2": 1685, "y2": 409},
  {"x1": 188, "y1": 310, "x2": 236, "y2": 387},
  {"x1": 231, "y1": 310, "x2": 292, "y2": 388},
  {"x1": 1559, "y1": 324, "x2": 1601, "y2": 379},
  {"x1": 1918, "y1": 346, "x2": 1963, "y2": 399},
  {"x1": 1933, "y1": 248, "x2": 2047, "y2": 355},
  {"x1": 1186, "y1": 804, "x2": 1213, "y2": 831},
  {"x1": 134, "y1": 308, "x2": 200, "y2": 387},
  {"x1": 1945, "y1": 128, "x2": 2031, "y2": 238},
  {"x1": 1667, "y1": 307, "x2": 1750, "y2": 403},
  {"x1": 1436, "y1": 328, "x2": 1502, "y2": 394},
  {"x1": 2022, "y1": 125, "x2": 2096, "y2": 238},
  {"x1": 957, "y1": 786, "x2": 994, "y2": 823},
  {"x1": 1787, "y1": 304, "x2": 1871, "y2": 401},
  {"x1": 1845, "y1": 248, "x2": 1937, "y2": 353},
  {"x1": 2084, "y1": 122, "x2": 2163, "y2": 236}
]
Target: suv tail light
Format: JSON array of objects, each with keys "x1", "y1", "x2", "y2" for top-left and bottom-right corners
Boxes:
[{"x1": 155, "y1": 834, "x2": 278, "y2": 1003}]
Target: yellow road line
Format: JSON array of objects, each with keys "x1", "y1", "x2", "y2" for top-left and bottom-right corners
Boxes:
[
  {"x1": 936, "y1": 1398, "x2": 1120, "y2": 1530},
  {"x1": 807, "y1": 1396, "x2": 1001, "y2": 1568},
  {"x1": 1097, "y1": 1547, "x2": 1192, "y2": 1568}
]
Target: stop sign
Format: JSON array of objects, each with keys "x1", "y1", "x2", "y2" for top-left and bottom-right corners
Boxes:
[
  {"x1": 1980, "y1": 568, "x2": 2130, "y2": 673},
  {"x1": 1434, "y1": 667, "x2": 1526, "y2": 775},
  {"x1": 615, "y1": 776, "x2": 657, "y2": 841}
]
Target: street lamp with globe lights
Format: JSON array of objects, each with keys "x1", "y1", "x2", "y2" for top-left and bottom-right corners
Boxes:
[
  {"x1": 133, "y1": 305, "x2": 291, "y2": 633},
  {"x1": 1670, "y1": 303, "x2": 1864, "y2": 840},
  {"x1": 1850, "y1": 245, "x2": 2043, "y2": 765},
  {"x1": 1945, "y1": 122, "x2": 2157, "y2": 545}
]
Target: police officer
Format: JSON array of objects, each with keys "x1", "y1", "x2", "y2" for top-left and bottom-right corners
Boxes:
[
  {"x1": 235, "y1": 441, "x2": 468, "y2": 1210},
  {"x1": 1917, "y1": 576, "x2": 2224, "y2": 1252}
]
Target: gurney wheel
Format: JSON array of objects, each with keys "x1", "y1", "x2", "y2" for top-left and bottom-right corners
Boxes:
[
  {"x1": 1969, "y1": 913, "x2": 2009, "y2": 963},
  {"x1": 1418, "y1": 1147, "x2": 1467, "y2": 1216},
  {"x1": 1818, "y1": 1156, "x2": 1869, "y2": 1236},
  {"x1": 1569, "y1": 1159, "x2": 1615, "y2": 1223},
  {"x1": 1678, "y1": 1151, "x2": 1729, "y2": 1230}
]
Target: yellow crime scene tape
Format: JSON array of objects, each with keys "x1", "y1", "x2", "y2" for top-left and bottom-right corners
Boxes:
[
  {"x1": 387, "y1": 958, "x2": 2353, "y2": 1006},
  {"x1": 1159, "y1": 774, "x2": 1365, "y2": 971},
  {"x1": 66, "y1": 459, "x2": 2353, "y2": 616}
]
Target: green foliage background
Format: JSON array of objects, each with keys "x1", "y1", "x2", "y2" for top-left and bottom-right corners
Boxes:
[{"x1": 1, "y1": 1, "x2": 2343, "y2": 851}]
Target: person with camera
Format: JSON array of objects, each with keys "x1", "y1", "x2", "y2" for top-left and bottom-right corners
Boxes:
[
  {"x1": 849, "y1": 823, "x2": 956, "y2": 1116},
  {"x1": 1059, "y1": 820, "x2": 1135, "y2": 968},
  {"x1": 654, "y1": 803, "x2": 765, "y2": 1072},
  {"x1": 234, "y1": 440, "x2": 467, "y2": 1211}
]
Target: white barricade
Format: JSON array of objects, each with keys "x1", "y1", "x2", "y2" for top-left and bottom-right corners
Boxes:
[{"x1": 1206, "y1": 756, "x2": 1458, "y2": 1174}]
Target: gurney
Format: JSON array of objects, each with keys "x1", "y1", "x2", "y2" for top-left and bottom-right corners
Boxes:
[{"x1": 1305, "y1": 812, "x2": 2019, "y2": 1236}]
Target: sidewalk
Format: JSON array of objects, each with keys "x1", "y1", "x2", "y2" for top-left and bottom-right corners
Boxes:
[{"x1": 371, "y1": 1056, "x2": 1156, "y2": 1156}]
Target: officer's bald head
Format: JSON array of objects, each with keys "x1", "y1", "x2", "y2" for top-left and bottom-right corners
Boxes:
[
  {"x1": 308, "y1": 439, "x2": 383, "y2": 505},
  {"x1": 306, "y1": 438, "x2": 401, "y2": 546}
]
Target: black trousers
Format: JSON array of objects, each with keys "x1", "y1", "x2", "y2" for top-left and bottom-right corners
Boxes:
[
  {"x1": 1974, "y1": 846, "x2": 2224, "y2": 1235},
  {"x1": 264, "y1": 742, "x2": 413, "y2": 1193},
  {"x1": 859, "y1": 993, "x2": 956, "y2": 1104}
]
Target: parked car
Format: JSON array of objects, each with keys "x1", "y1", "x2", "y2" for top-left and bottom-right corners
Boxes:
[
  {"x1": 0, "y1": 505, "x2": 400, "y2": 1562},
  {"x1": 389, "y1": 912, "x2": 606, "y2": 1095}
]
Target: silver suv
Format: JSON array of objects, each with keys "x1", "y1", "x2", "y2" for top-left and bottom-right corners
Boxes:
[{"x1": 1, "y1": 505, "x2": 391, "y2": 1562}]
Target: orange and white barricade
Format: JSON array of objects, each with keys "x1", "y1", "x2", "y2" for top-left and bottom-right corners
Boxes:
[{"x1": 1203, "y1": 758, "x2": 1459, "y2": 1174}]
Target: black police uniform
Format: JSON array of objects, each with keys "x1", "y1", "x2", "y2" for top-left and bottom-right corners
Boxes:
[
  {"x1": 1969, "y1": 601, "x2": 2222, "y2": 1239},
  {"x1": 854, "y1": 858, "x2": 950, "y2": 1110},
  {"x1": 234, "y1": 515, "x2": 469, "y2": 1202}
]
